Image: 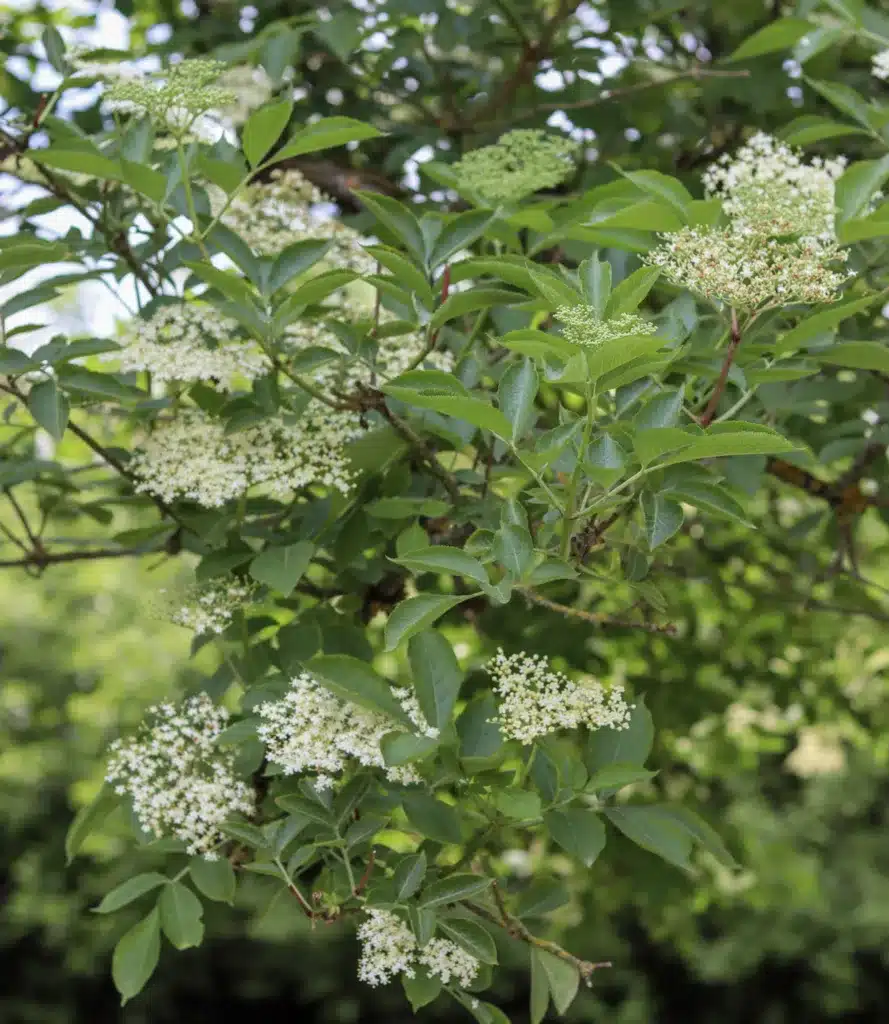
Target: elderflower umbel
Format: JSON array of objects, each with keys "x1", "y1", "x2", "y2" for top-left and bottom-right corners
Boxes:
[
  {"x1": 256, "y1": 672, "x2": 436, "y2": 789},
  {"x1": 702, "y1": 132, "x2": 845, "y2": 240},
  {"x1": 873, "y1": 48, "x2": 889, "y2": 81},
  {"x1": 555, "y1": 305, "x2": 655, "y2": 347},
  {"x1": 418, "y1": 938, "x2": 480, "y2": 988},
  {"x1": 357, "y1": 910, "x2": 417, "y2": 986},
  {"x1": 785, "y1": 725, "x2": 846, "y2": 778},
  {"x1": 160, "y1": 577, "x2": 256, "y2": 635},
  {"x1": 212, "y1": 169, "x2": 375, "y2": 272},
  {"x1": 105, "y1": 694, "x2": 253, "y2": 857},
  {"x1": 486, "y1": 649, "x2": 632, "y2": 744},
  {"x1": 111, "y1": 304, "x2": 268, "y2": 390},
  {"x1": 131, "y1": 406, "x2": 361, "y2": 508},
  {"x1": 453, "y1": 129, "x2": 579, "y2": 204},
  {"x1": 104, "y1": 59, "x2": 234, "y2": 143},
  {"x1": 216, "y1": 64, "x2": 275, "y2": 126}
]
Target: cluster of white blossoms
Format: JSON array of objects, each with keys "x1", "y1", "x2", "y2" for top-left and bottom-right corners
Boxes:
[
  {"x1": 785, "y1": 725, "x2": 846, "y2": 778},
  {"x1": 356, "y1": 910, "x2": 479, "y2": 989},
  {"x1": 111, "y1": 304, "x2": 267, "y2": 390},
  {"x1": 648, "y1": 133, "x2": 849, "y2": 309},
  {"x1": 216, "y1": 64, "x2": 275, "y2": 126},
  {"x1": 872, "y1": 48, "x2": 889, "y2": 81},
  {"x1": 555, "y1": 306, "x2": 655, "y2": 347},
  {"x1": 256, "y1": 673, "x2": 437, "y2": 789},
  {"x1": 160, "y1": 577, "x2": 256, "y2": 635},
  {"x1": 131, "y1": 406, "x2": 361, "y2": 508},
  {"x1": 105, "y1": 694, "x2": 253, "y2": 858},
  {"x1": 212, "y1": 169, "x2": 376, "y2": 273},
  {"x1": 486, "y1": 649, "x2": 632, "y2": 744}
]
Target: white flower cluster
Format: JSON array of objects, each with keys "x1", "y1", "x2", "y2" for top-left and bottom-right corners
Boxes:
[
  {"x1": 785, "y1": 725, "x2": 846, "y2": 778},
  {"x1": 161, "y1": 577, "x2": 256, "y2": 635},
  {"x1": 212, "y1": 169, "x2": 375, "y2": 272},
  {"x1": 648, "y1": 133, "x2": 848, "y2": 309},
  {"x1": 486, "y1": 649, "x2": 632, "y2": 744},
  {"x1": 69, "y1": 48, "x2": 144, "y2": 82},
  {"x1": 105, "y1": 694, "x2": 253, "y2": 857},
  {"x1": 111, "y1": 304, "x2": 267, "y2": 390},
  {"x1": 131, "y1": 406, "x2": 361, "y2": 508},
  {"x1": 555, "y1": 306, "x2": 655, "y2": 347},
  {"x1": 256, "y1": 673, "x2": 437, "y2": 789},
  {"x1": 418, "y1": 937, "x2": 480, "y2": 988},
  {"x1": 873, "y1": 48, "x2": 889, "y2": 81},
  {"x1": 702, "y1": 132, "x2": 845, "y2": 239},
  {"x1": 216, "y1": 64, "x2": 275, "y2": 126},
  {"x1": 356, "y1": 910, "x2": 479, "y2": 989}
]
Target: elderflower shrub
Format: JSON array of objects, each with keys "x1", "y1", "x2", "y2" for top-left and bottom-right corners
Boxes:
[
  {"x1": 357, "y1": 910, "x2": 418, "y2": 986},
  {"x1": 211, "y1": 168, "x2": 376, "y2": 271},
  {"x1": 555, "y1": 305, "x2": 655, "y2": 347},
  {"x1": 110, "y1": 304, "x2": 268, "y2": 390},
  {"x1": 256, "y1": 672, "x2": 437, "y2": 789},
  {"x1": 486, "y1": 649, "x2": 632, "y2": 744},
  {"x1": 453, "y1": 129, "x2": 579, "y2": 204},
  {"x1": 103, "y1": 58, "x2": 234, "y2": 143},
  {"x1": 418, "y1": 938, "x2": 480, "y2": 988},
  {"x1": 130, "y1": 406, "x2": 361, "y2": 507},
  {"x1": 873, "y1": 48, "x2": 889, "y2": 81},
  {"x1": 105, "y1": 694, "x2": 254, "y2": 857},
  {"x1": 159, "y1": 577, "x2": 257, "y2": 635}
]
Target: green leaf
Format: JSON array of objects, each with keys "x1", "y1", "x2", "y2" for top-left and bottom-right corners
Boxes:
[
  {"x1": 32, "y1": 148, "x2": 121, "y2": 180},
  {"x1": 429, "y1": 287, "x2": 524, "y2": 329},
  {"x1": 189, "y1": 857, "x2": 236, "y2": 904},
  {"x1": 657, "y1": 429, "x2": 798, "y2": 468},
  {"x1": 583, "y1": 334, "x2": 669, "y2": 385},
  {"x1": 604, "y1": 805, "x2": 693, "y2": 869},
  {"x1": 358, "y1": 191, "x2": 425, "y2": 261},
  {"x1": 579, "y1": 252, "x2": 611, "y2": 315},
  {"x1": 535, "y1": 949, "x2": 580, "y2": 1015},
  {"x1": 399, "y1": 392, "x2": 513, "y2": 439},
  {"x1": 249, "y1": 541, "x2": 315, "y2": 595},
  {"x1": 586, "y1": 698, "x2": 654, "y2": 772},
  {"x1": 492, "y1": 524, "x2": 535, "y2": 578},
  {"x1": 112, "y1": 909, "x2": 161, "y2": 1005},
  {"x1": 266, "y1": 239, "x2": 332, "y2": 294},
  {"x1": 587, "y1": 764, "x2": 656, "y2": 791},
  {"x1": 42, "y1": 25, "x2": 68, "y2": 72},
  {"x1": 218, "y1": 821, "x2": 269, "y2": 847},
  {"x1": 28, "y1": 379, "x2": 69, "y2": 440},
  {"x1": 381, "y1": 730, "x2": 438, "y2": 766},
  {"x1": 544, "y1": 808, "x2": 606, "y2": 866},
  {"x1": 392, "y1": 545, "x2": 489, "y2": 586},
  {"x1": 242, "y1": 99, "x2": 293, "y2": 166},
  {"x1": 636, "y1": 390, "x2": 683, "y2": 430},
  {"x1": 365, "y1": 245, "x2": 435, "y2": 306},
  {"x1": 366, "y1": 497, "x2": 449, "y2": 519},
  {"x1": 498, "y1": 358, "x2": 539, "y2": 442},
  {"x1": 814, "y1": 341, "x2": 889, "y2": 371},
  {"x1": 530, "y1": 949, "x2": 550, "y2": 1024},
  {"x1": 184, "y1": 261, "x2": 258, "y2": 308},
  {"x1": 493, "y1": 789, "x2": 542, "y2": 821},
  {"x1": 834, "y1": 156, "x2": 889, "y2": 222},
  {"x1": 95, "y1": 874, "x2": 169, "y2": 914},
  {"x1": 605, "y1": 266, "x2": 661, "y2": 317},
  {"x1": 274, "y1": 796, "x2": 333, "y2": 827},
  {"x1": 276, "y1": 116, "x2": 383, "y2": 160},
  {"x1": 419, "y1": 873, "x2": 492, "y2": 907},
  {"x1": 307, "y1": 654, "x2": 411, "y2": 724},
  {"x1": 804, "y1": 77, "x2": 874, "y2": 131},
  {"x1": 384, "y1": 594, "x2": 474, "y2": 652},
  {"x1": 408, "y1": 631, "x2": 463, "y2": 731},
  {"x1": 276, "y1": 619, "x2": 322, "y2": 671},
  {"x1": 158, "y1": 882, "x2": 204, "y2": 950},
  {"x1": 613, "y1": 167, "x2": 692, "y2": 214},
  {"x1": 402, "y1": 792, "x2": 463, "y2": 844},
  {"x1": 393, "y1": 851, "x2": 427, "y2": 899},
  {"x1": 66, "y1": 783, "x2": 117, "y2": 864},
  {"x1": 403, "y1": 968, "x2": 443, "y2": 1011},
  {"x1": 659, "y1": 805, "x2": 737, "y2": 867},
  {"x1": 427, "y1": 210, "x2": 494, "y2": 270},
  {"x1": 440, "y1": 917, "x2": 498, "y2": 964},
  {"x1": 727, "y1": 17, "x2": 814, "y2": 60},
  {"x1": 640, "y1": 492, "x2": 684, "y2": 549}
]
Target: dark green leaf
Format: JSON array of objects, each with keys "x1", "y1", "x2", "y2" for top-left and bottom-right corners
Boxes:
[
  {"x1": 403, "y1": 968, "x2": 443, "y2": 1011},
  {"x1": 498, "y1": 358, "x2": 539, "y2": 441},
  {"x1": 28, "y1": 379, "x2": 69, "y2": 440},
  {"x1": 112, "y1": 909, "x2": 161, "y2": 1005},
  {"x1": 440, "y1": 917, "x2": 498, "y2": 964},
  {"x1": 308, "y1": 654, "x2": 411, "y2": 724},
  {"x1": 158, "y1": 882, "x2": 204, "y2": 950},
  {"x1": 189, "y1": 857, "x2": 236, "y2": 904},
  {"x1": 585, "y1": 698, "x2": 654, "y2": 772},
  {"x1": 66, "y1": 783, "x2": 118, "y2": 864},
  {"x1": 393, "y1": 852, "x2": 427, "y2": 899},
  {"x1": 604, "y1": 805, "x2": 693, "y2": 869},
  {"x1": 95, "y1": 874, "x2": 169, "y2": 914},
  {"x1": 384, "y1": 594, "x2": 473, "y2": 652},
  {"x1": 419, "y1": 873, "x2": 492, "y2": 907},
  {"x1": 242, "y1": 99, "x2": 293, "y2": 166},
  {"x1": 640, "y1": 492, "x2": 684, "y2": 549},
  {"x1": 276, "y1": 117, "x2": 383, "y2": 160},
  {"x1": 408, "y1": 631, "x2": 463, "y2": 731},
  {"x1": 544, "y1": 808, "x2": 606, "y2": 866},
  {"x1": 402, "y1": 792, "x2": 463, "y2": 844},
  {"x1": 391, "y1": 546, "x2": 489, "y2": 586},
  {"x1": 249, "y1": 541, "x2": 315, "y2": 595}
]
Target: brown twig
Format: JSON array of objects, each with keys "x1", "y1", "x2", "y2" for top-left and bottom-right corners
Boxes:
[
  {"x1": 518, "y1": 586, "x2": 677, "y2": 635},
  {"x1": 352, "y1": 849, "x2": 376, "y2": 896},
  {"x1": 0, "y1": 547, "x2": 153, "y2": 570},
  {"x1": 699, "y1": 308, "x2": 741, "y2": 428}
]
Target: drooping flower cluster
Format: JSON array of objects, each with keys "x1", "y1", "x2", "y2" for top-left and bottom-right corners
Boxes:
[
  {"x1": 111, "y1": 304, "x2": 267, "y2": 390},
  {"x1": 486, "y1": 649, "x2": 632, "y2": 744},
  {"x1": 256, "y1": 673, "x2": 437, "y2": 789},
  {"x1": 105, "y1": 694, "x2": 253, "y2": 857},
  {"x1": 131, "y1": 406, "x2": 361, "y2": 508},
  {"x1": 418, "y1": 938, "x2": 481, "y2": 988},
  {"x1": 872, "y1": 48, "x2": 889, "y2": 81},
  {"x1": 648, "y1": 133, "x2": 848, "y2": 309},
  {"x1": 212, "y1": 169, "x2": 375, "y2": 272},
  {"x1": 555, "y1": 305, "x2": 655, "y2": 347},
  {"x1": 160, "y1": 577, "x2": 256, "y2": 635},
  {"x1": 355, "y1": 911, "x2": 479, "y2": 989},
  {"x1": 103, "y1": 58, "x2": 234, "y2": 144},
  {"x1": 453, "y1": 129, "x2": 579, "y2": 204}
]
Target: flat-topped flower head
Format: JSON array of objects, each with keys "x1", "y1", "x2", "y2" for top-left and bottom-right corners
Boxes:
[
  {"x1": 418, "y1": 938, "x2": 479, "y2": 988},
  {"x1": 216, "y1": 64, "x2": 275, "y2": 126},
  {"x1": 111, "y1": 304, "x2": 267, "y2": 390},
  {"x1": 105, "y1": 693, "x2": 253, "y2": 857},
  {"x1": 873, "y1": 48, "x2": 889, "y2": 81},
  {"x1": 454, "y1": 129, "x2": 579, "y2": 204},
  {"x1": 131, "y1": 406, "x2": 361, "y2": 508},
  {"x1": 158, "y1": 577, "x2": 257, "y2": 635},
  {"x1": 702, "y1": 132, "x2": 845, "y2": 241},
  {"x1": 357, "y1": 910, "x2": 417, "y2": 986},
  {"x1": 256, "y1": 672, "x2": 436, "y2": 789},
  {"x1": 555, "y1": 305, "x2": 655, "y2": 347},
  {"x1": 486, "y1": 649, "x2": 632, "y2": 744}
]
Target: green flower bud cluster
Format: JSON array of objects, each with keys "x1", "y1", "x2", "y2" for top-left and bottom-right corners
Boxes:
[
  {"x1": 453, "y1": 129, "x2": 579, "y2": 204},
  {"x1": 555, "y1": 305, "x2": 655, "y2": 347}
]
